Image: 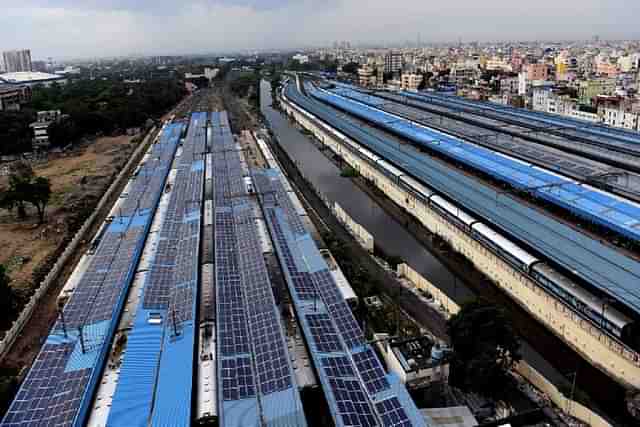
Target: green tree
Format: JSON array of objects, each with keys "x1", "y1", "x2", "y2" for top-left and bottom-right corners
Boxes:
[
  {"x1": 0, "y1": 111, "x2": 35, "y2": 155},
  {"x1": 341, "y1": 62, "x2": 360, "y2": 75},
  {"x1": 447, "y1": 298, "x2": 521, "y2": 396},
  {"x1": 2, "y1": 162, "x2": 35, "y2": 219},
  {"x1": 1, "y1": 164, "x2": 51, "y2": 223},
  {"x1": 24, "y1": 177, "x2": 52, "y2": 224},
  {"x1": 48, "y1": 118, "x2": 79, "y2": 147}
]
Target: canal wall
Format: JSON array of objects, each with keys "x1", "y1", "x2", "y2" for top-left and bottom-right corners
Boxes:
[
  {"x1": 280, "y1": 94, "x2": 640, "y2": 390},
  {"x1": 397, "y1": 263, "x2": 460, "y2": 317},
  {"x1": 333, "y1": 202, "x2": 374, "y2": 253},
  {"x1": 399, "y1": 263, "x2": 612, "y2": 427}
]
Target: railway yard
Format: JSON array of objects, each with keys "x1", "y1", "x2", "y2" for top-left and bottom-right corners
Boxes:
[
  {"x1": 2, "y1": 72, "x2": 640, "y2": 427},
  {"x1": 0, "y1": 87, "x2": 433, "y2": 427},
  {"x1": 280, "y1": 74, "x2": 640, "y2": 424}
]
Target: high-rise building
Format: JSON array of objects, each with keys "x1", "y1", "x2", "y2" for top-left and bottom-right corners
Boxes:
[
  {"x1": 384, "y1": 52, "x2": 402, "y2": 74},
  {"x1": 2, "y1": 49, "x2": 32, "y2": 73}
]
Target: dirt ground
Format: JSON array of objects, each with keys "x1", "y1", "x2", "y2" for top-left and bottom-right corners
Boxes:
[{"x1": 0, "y1": 135, "x2": 135, "y2": 293}]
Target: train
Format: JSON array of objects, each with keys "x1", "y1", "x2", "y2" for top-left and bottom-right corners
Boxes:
[
  {"x1": 281, "y1": 82, "x2": 640, "y2": 352},
  {"x1": 394, "y1": 160, "x2": 639, "y2": 351}
]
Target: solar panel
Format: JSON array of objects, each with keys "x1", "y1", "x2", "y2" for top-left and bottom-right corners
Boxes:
[
  {"x1": 311, "y1": 269, "x2": 343, "y2": 306},
  {"x1": 375, "y1": 398, "x2": 412, "y2": 427},
  {"x1": 221, "y1": 357, "x2": 256, "y2": 401},
  {"x1": 329, "y1": 377, "x2": 377, "y2": 427},
  {"x1": 352, "y1": 349, "x2": 390, "y2": 394},
  {"x1": 291, "y1": 273, "x2": 317, "y2": 300},
  {"x1": 321, "y1": 356, "x2": 356, "y2": 378},
  {"x1": 329, "y1": 303, "x2": 365, "y2": 350},
  {"x1": 235, "y1": 210, "x2": 293, "y2": 396},
  {"x1": 306, "y1": 314, "x2": 343, "y2": 353}
]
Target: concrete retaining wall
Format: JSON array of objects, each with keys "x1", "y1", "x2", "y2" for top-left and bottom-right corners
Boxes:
[
  {"x1": 0, "y1": 128, "x2": 157, "y2": 361},
  {"x1": 516, "y1": 361, "x2": 612, "y2": 427},
  {"x1": 333, "y1": 202, "x2": 374, "y2": 252},
  {"x1": 397, "y1": 263, "x2": 459, "y2": 316}
]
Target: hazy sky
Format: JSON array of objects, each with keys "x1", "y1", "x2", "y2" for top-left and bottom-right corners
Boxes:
[{"x1": 2, "y1": 0, "x2": 639, "y2": 59}]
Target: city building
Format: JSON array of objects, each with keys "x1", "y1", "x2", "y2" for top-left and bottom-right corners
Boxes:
[
  {"x1": 578, "y1": 78, "x2": 616, "y2": 105},
  {"x1": 204, "y1": 67, "x2": 219, "y2": 81},
  {"x1": 451, "y1": 66, "x2": 478, "y2": 88},
  {"x1": 54, "y1": 66, "x2": 81, "y2": 76},
  {"x1": 485, "y1": 56, "x2": 512, "y2": 72},
  {"x1": 0, "y1": 71, "x2": 67, "y2": 88},
  {"x1": 596, "y1": 59, "x2": 619, "y2": 77},
  {"x1": 30, "y1": 110, "x2": 65, "y2": 150},
  {"x1": 401, "y1": 72, "x2": 424, "y2": 91},
  {"x1": 292, "y1": 53, "x2": 309, "y2": 64},
  {"x1": 525, "y1": 63, "x2": 549, "y2": 81},
  {"x1": 596, "y1": 96, "x2": 640, "y2": 130},
  {"x1": 384, "y1": 51, "x2": 403, "y2": 74},
  {"x1": 31, "y1": 60, "x2": 48, "y2": 72},
  {"x1": 376, "y1": 335, "x2": 451, "y2": 389},
  {"x1": 358, "y1": 64, "x2": 378, "y2": 87},
  {"x1": 2, "y1": 49, "x2": 32, "y2": 73},
  {"x1": 0, "y1": 85, "x2": 31, "y2": 111}
]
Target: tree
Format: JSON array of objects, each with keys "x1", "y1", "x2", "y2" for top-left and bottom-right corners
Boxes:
[
  {"x1": 341, "y1": 62, "x2": 360, "y2": 75},
  {"x1": 447, "y1": 298, "x2": 521, "y2": 396},
  {"x1": 323, "y1": 60, "x2": 338, "y2": 74},
  {"x1": 0, "y1": 111, "x2": 35, "y2": 155},
  {"x1": 48, "y1": 118, "x2": 79, "y2": 147},
  {"x1": 3, "y1": 162, "x2": 35, "y2": 219},
  {"x1": 0, "y1": 164, "x2": 51, "y2": 223},
  {"x1": 418, "y1": 72, "x2": 434, "y2": 90},
  {"x1": 25, "y1": 177, "x2": 51, "y2": 224}
]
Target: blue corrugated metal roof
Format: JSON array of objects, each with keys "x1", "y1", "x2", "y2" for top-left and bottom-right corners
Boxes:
[
  {"x1": 151, "y1": 324, "x2": 196, "y2": 427},
  {"x1": 107, "y1": 116, "x2": 203, "y2": 427},
  {"x1": 286, "y1": 82, "x2": 640, "y2": 316},
  {"x1": 320, "y1": 86, "x2": 640, "y2": 244},
  {"x1": 404, "y1": 90, "x2": 640, "y2": 151},
  {"x1": 107, "y1": 309, "x2": 164, "y2": 427}
]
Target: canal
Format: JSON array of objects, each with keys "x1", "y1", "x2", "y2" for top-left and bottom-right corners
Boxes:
[{"x1": 260, "y1": 80, "x2": 629, "y2": 423}]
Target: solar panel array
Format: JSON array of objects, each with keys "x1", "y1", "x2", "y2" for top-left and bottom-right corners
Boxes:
[
  {"x1": 253, "y1": 168, "x2": 426, "y2": 427},
  {"x1": 353, "y1": 349, "x2": 390, "y2": 395},
  {"x1": 1, "y1": 124, "x2": 182, "y2": 427},
  {"x1": 212, "y1": 112, "x2": 305, "y2": 426},
  {"x1": 107, "y1": 113, "x2": 205, "y2": 426},
  {"x1": 375, "y1": 398, "x2": 412, "y2": 427}
]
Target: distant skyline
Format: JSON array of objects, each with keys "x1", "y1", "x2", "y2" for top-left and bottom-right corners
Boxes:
[{"x1": 2, "y1": 0, "x2": 640, "y2": 60}]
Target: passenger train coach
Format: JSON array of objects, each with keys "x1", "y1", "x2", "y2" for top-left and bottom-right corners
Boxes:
[
  {"x1": 389, "y1": 152, "x2": 638, "y2": 351},
  {"x1": 280, "y1": 81, "x2": 640, "y2": 353}
]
